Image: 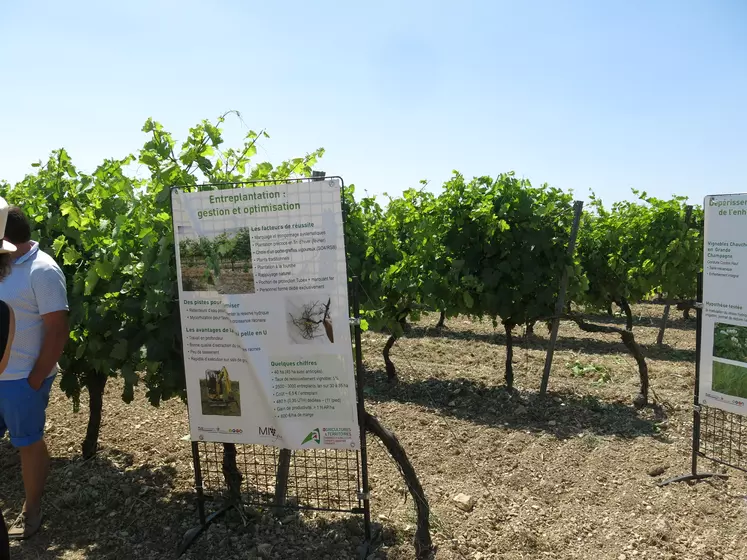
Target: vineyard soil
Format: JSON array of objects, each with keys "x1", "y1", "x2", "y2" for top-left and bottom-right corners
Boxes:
[{"x1": 2, "y1": 304, "x2": 747, "y2": 559}]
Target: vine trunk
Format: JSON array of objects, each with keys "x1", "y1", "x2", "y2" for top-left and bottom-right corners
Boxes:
[
  {"x1": 365, "y1": 411, "x2": 433, "y2": 559},
  {"x1": 82, "y1": 373, "x2": 107, "y2": 459}
]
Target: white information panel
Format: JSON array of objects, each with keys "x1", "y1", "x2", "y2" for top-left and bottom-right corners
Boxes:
[
  {"x1": 699, "y1": 193, "x2": 747, "y2": 415},
  {"x1": 171, "y1": 179, "x2": 360, "y2": 450}
]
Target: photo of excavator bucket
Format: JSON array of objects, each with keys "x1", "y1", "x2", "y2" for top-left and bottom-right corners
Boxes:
[{"x1": 201, "y1": 366, "x2": 239, "y2": 414}]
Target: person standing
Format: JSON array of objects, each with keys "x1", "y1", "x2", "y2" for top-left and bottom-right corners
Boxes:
[
  {"x1": 0, "y1": 297, "x2": 17, "y2": 560},
  {"x1": 0, "y1": 206, "x2": 69, "y2": 541},
  {"x1": 0, "y1": 197, "x2": 19, "y2": 560}
]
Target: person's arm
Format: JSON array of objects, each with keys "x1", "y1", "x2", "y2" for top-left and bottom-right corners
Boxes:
[
  {"x1": 26, "y1": 262, "x2": 69, "y2": 390},
  {"x1": 27, "y1": 310, "x2": 68, "y2": 390}
]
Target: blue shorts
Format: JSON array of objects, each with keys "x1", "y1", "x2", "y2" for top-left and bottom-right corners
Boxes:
[{"x1": 0, "y1": 376, "x2": 55, "y2": 447}]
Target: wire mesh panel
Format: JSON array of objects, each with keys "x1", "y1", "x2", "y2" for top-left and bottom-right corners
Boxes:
[
  {"x1": 699, "y1": 405, "x2": 747, "y2": 473},
  {"x1": 196, "y1": 442, "x2": 364, "y2": 513}
]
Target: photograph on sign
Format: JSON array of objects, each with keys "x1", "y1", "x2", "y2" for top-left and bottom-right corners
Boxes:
[
  {"x1": 171, "y1": 180, "x2": 360, "y2": 450},
  {"x1": 285, "y1": 293, "x2": 336, "y2": 345},
  {"x1": 200, "y1": 366, "x2": 241, "y2": 417},
  {"x1": 698, "y1": 193, "x2": 747, "y2": 415},
  {"x1": 177, "y1": 226, "x2": 255, "y2": 294}
]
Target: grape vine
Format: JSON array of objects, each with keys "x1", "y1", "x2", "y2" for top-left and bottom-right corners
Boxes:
[
  {"x1": 1, "y1": 112, "x2": 324, "y2": 457},
  {"x1": 0, "y1": 111, "x2": 706, "y2": 456}
]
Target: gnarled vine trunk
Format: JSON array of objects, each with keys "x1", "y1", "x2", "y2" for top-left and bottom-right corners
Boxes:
[
  {"x1": 569, "y1": 315, "x2": 649, "y2": 408},
  {"x1": 383, "y1": 335, "x2": 398, "y2": 380},
  {"x1": 222, "y1": 443, "x2": 243, "y2": 502},
  {"x1": 365, "y1": 412, "x2": 433, "y2": 559},
  {"x1": 615, "y1": 297, "x2": 634, "y2": 331},
  {"x1": 382, "y1": 314, "x2": 409, "y2": 381},
  {"x1": 677, "y1": 300, "x2": 694, "y2": 321},
  {"x1": 436, "y1": 311, "x2": 446, "y2": 330},
  {"x1": 82, "y1": 373, "x2": 107, "y2": 459}
]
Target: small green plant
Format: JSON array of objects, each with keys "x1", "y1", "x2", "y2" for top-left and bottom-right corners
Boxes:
[
  {"x1": 568, "y1": 360, "x2": 610, "y2": 383},
  {"x1": 594, "y1": 369, "x2": 612, "y2": 384},
  {"x1": 579, "y1": 433, "x2": 602, "y2": 450}
]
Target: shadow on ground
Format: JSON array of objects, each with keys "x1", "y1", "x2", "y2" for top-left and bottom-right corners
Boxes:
[
  {"x1": 401, "y1": 324, "x2": 696, "y2": 364},
  {"x1": 0, "y1": 442, "x2": 387, "y2": 560},
  {"x1": 416, "y1": 306, "x2": 696, "y2": 334},
  {"x1": 362, "y1": 369, "x2": 667, "y2": 442}
]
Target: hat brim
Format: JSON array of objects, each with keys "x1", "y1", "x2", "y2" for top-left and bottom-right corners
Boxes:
[{"x1": 0, "y1": 240, "x2": 16, "y2": 254}]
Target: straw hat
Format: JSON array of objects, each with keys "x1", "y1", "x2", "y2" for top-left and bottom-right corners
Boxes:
[{"x1": 0, "y1": 198, "x2": 17, "y2": 254}]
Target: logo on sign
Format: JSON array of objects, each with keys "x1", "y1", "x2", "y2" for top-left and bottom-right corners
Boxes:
[
  {"x1": 259, "y1": 426, "x2": 281, "y2": 440},
  {"x1": 302, "y1": 428, "x2": 321, "y2": 445}
]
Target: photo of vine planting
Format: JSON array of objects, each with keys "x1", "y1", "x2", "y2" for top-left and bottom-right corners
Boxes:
[
  {"x1": 713, "y1": 322, "x2": 747, "y2": 363},
  {"x1": 285, "y1": 294, "x2": 334, "y2": 344},
  {"x1": 179, "y1": 227, "x2": 254, "y2": 294}
]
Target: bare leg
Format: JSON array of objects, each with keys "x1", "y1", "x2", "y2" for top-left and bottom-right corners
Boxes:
[
  {"x1": 8, "y1": 438, "x2": 48, "y2": 539},
  {"x1": 20, "y1": 438, "x2": 49, "y2": 516}
]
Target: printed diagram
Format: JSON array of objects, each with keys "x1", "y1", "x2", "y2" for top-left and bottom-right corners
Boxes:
[
  {"x1": 179, "y1": 227, "x2": 254, "y2": 294},
  {"x1": 286, "y1": 294, "x2": 334, "y2": 345},
  {"x1": 199, "y1": 366, "x2": 241, "y2": 416}
]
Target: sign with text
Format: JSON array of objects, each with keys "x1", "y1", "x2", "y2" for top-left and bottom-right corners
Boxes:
[
  {"x1": 171, "y1": 180, "x2": 360, "y2": 449},
  {"x1": 699, "y1": 193, "x2": 747, "y2": 415}
]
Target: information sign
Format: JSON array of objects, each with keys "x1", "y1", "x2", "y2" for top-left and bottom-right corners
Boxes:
[{"x1": 171, "y1": 180, "x2": 360, "y2": 449}]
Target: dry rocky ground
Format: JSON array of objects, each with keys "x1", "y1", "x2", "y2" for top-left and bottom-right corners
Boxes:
[{"x1": 2, "y1": 304, "x2": 746, "y2": 559}]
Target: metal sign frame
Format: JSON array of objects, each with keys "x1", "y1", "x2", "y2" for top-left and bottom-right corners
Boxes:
[
  {"x1": 169, "y1": 176, "x2": 372, "y2": 555},
  {"x1": 661, "y1": 194, "x2": 747, "y2": 485}
]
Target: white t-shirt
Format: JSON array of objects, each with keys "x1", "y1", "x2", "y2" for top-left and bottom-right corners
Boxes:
[{"x1": 0, "y1": 241, "x2": 69, "y2": 381}]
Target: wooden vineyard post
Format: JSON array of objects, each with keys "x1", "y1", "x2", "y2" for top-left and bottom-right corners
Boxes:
[{"x1": 656, "y1": 302, "x2": 671, "y2": 347}]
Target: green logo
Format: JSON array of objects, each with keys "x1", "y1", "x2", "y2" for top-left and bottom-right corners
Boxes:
[{"x1": 302, "y1": 428, "x2": 320, "y2": 445}]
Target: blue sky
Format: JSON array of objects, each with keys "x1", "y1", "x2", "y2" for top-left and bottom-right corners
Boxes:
[{"x1": 0, "y1": 0, "x2": 744, "y2": 207}]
